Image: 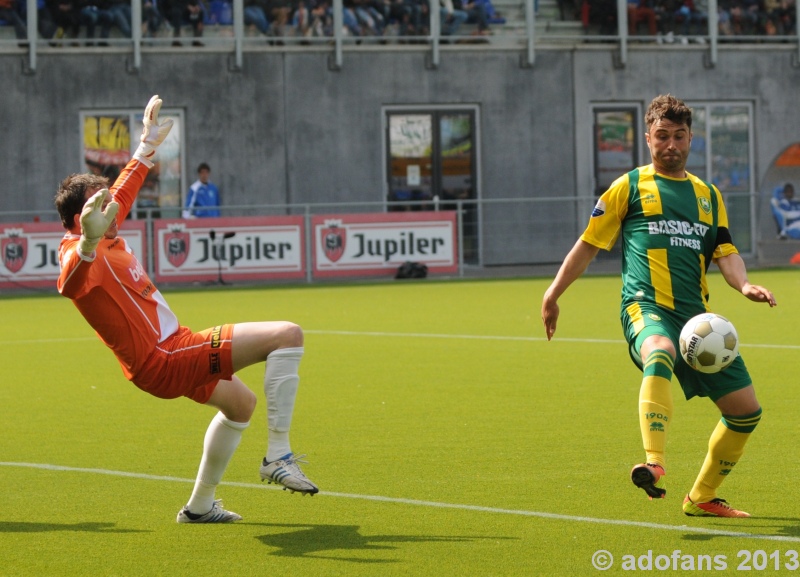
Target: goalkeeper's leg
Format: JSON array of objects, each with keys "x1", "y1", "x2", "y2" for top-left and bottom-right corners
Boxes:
[{"x1": 182, "y1": 377, "x2": 255, "y2": 520}]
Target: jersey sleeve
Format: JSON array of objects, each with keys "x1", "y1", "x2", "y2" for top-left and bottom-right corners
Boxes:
[
  {"x1": 711, "y1": 184, "x2": 739, "y2": 260},
  {"x1": 580, "y1": 173, "x2": 631, "y2": 251},
  {"x1": 109, "y1": 158, "x2": 151, "y2": 223}
]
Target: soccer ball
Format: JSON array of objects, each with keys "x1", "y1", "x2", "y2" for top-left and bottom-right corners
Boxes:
[{"x1": 679, "y1": 313, "x2": 739, "y2": 374}]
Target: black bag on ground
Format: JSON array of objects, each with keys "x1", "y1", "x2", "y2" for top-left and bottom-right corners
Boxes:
[{"x1": 395, "y1": 261, "x2": 428, "y2": 279}]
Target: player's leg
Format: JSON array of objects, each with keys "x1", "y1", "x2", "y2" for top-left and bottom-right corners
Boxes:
[
  {"x1": 630, "y1": 332, "x2": 675, "y2": 499},
  {"x1": 683, "y1": 384, "x2": 761, "y2": 518},
  {"x1": 178, "y1": 376, "x2": 256, "y2": 523},
  {"x1": 231, "y1": 321, "x2": 319, "y2": 494}
]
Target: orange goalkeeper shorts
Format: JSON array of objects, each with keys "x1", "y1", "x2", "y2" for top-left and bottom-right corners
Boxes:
[{"x1": 131, "y1": 324, "x2": 235, "y2": 404}]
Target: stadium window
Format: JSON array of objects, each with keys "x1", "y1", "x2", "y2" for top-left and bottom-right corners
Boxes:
[
  {"x1": 383, "y1": 106, "x2": 481, "y2": 264},
  {"x1": 80, "y1": 107, "x2": 185, "y2": 219}
]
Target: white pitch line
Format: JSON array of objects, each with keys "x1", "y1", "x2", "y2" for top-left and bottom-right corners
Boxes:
[
  {"x1": 2, "y1": 461, "x2": 798, "y2": 543},
  {"x1": 4, "y1": 331, "x2": 799, "y2": 350}
]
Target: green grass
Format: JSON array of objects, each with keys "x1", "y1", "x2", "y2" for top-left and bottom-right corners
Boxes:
[{"x1": 2, "y1": 269, "x2": 800, "y2": 576}]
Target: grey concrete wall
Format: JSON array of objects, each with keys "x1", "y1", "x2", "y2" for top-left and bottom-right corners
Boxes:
[{"x1": 1, "y1": 45, "x2": 797, "y2": 265}]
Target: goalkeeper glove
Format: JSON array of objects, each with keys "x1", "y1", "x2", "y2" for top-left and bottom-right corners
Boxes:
[
  {"x1": 133, "y1": 95, "x2": 174, "y2": 167},
  {"x1": 78, "y1": 188, "x2": 119, "y2": 258}
]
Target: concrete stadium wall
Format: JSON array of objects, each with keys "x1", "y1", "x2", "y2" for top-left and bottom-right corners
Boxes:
[{"x1": 1, "y1": 44, "x2": 798, "y2": 265}]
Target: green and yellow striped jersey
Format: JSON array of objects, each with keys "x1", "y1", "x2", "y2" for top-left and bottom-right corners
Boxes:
[{"x1": 581, "y1": 164, "x2": 739, "y2": 320}]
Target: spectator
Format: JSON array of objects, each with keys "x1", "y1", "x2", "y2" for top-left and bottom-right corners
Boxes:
[
  {"x1": 161, "y1": 0, "x2": 205, "y2": 46},
  {"x1": 183, "y1": 162, "x2": 221, "y2": 219},
  {"x1": 627, "y1": 0, "x2": 658, "y2": 36},
  {"x1": 456, "y1": 0, "x2": 491, "y2": 36},
  {"x1": 763, "y1": 0, "x2": 794, "y2": 34},
  {"x1": 244, "y1": 0, "x2": 270, "y2": 35},
  {"x1": 142, "y1": 0, "x2": 163, "y2": 37},
  {"x1": 0, "y1": 0, "x2": 29, "y2": 43},
  {"x1": 80, "y1": 0, "x2": 104, "y2": 43},
  {"x1": 266, "y1": 0, "x2": 291, "y2": 40},
  {"x1": 99, "y1": 0, "x2": 132, "y2": 41},
  {"x1": 47, "y1": 0, "x2": 83, "y2": 42},
  {"x1": 440, "y1": 0, "x2": 467, "y2": 38},
  {"x1": 581, "y1": 0, "x2": 617, "y2": 35},
  {"x1": 771, "y1": 182, "x2": 800, "y2": 239}
]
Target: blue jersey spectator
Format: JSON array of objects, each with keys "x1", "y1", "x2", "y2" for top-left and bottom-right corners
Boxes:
[
  {"x1": 183, "y1": 162, "x2": 221, "y2": 218},
  {"x1": 771, "y1": 182, "x2": 800, "y2": 239}
]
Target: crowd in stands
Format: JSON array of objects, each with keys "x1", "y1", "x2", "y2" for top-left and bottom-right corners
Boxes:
[
  {"x1": 1, "y1": 0, "x2": 795, "y2": 44},
  {"x1": 0, "y1": 0, "x2": 508, "y2": 43},
  {"x1": 580, "y1": 0, "x2": 796, "y2": 40}
]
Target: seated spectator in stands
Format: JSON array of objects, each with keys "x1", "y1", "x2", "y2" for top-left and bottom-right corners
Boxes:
[
  {"x1": 80, "y1": 0, "x2": 104, "y2": 42},
  {"x1": 581, "y1": 0, "x2": 617, "y2": 35},
  {"x1": 440, "y1": 0, "x2": 467, "y2": 37},
  {"x1": 266, "y1": 0, "x2": 291, "y2": 40},
  {"x1": 456, "y1": 0, "x2": 491, "y2": 36},
  {"x1": 673, "y1": 0, "x2": 707, "y2": 38},
  {"x1": 244, "y1": 0, "x2": 270, "y2": 35},
  {"x1": 0, "y1": 0, "x2": 29, "y2": 43},
  {"x1": 99, "y1": 0, "x2": 132, "y2": 40},
  {"x1": 763, "y1": 0, "x2": 794, "y2": 34},
  {"x1": 47, "y1": 0, "x2": 83, "y2": 41},
  {"x1": 297, "y1": 0, "x2": 332, "y2": 37},
  {"x1": 142, "y1": 0, "x2": 162, "y2": 37},
  {"x1": 627, "y1": 0, "x2": 658, "y2": 36},
  {"x1": 161, "y1": 0, "x2": 204, "y2": 45},
  {"x1": 353, "y1": 0, "x2": 385, "y2": 36},
  {"x1": 771, "y1": 182, "x2": 800, "y2": 239}
]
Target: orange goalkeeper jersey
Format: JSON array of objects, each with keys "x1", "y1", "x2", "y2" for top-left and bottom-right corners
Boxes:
[{"x1": 57, "y1": 158, "x2": 179, "y2": 381}]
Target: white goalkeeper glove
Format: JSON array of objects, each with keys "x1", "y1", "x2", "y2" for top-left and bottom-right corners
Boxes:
[
  {"x1": 78, "y1": 188, "x2": 119, "y2": 258},
  {"x1": 133, "y1": 95, "x2": 174, "y2": 167}
]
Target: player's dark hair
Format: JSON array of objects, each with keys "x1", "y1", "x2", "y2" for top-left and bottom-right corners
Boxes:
[
  {"x1": 54, "y1": 173, "x2": 110, "y2": 229},
  {"x1": 645, "y1": 94, "x2": 692, "y2": 131},
  {"x1": 198, "y1": 162, "x2": 210, "y2": 173}
]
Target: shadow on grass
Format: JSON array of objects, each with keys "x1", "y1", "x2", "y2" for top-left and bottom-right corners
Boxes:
[
  {"x1": 247, "y1": 522, "x2": 515, "y2": 562},
  {"x1": 680, "y1": 516, "x2": 800, "y2": 542},
  {"x1": 0, "y1": 522, "x2": 150, "y2": 533}
]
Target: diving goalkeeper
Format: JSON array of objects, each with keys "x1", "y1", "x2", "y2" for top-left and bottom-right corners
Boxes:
[{"x1": 55, "y1": 95, "x2": 318, "y2": 524}]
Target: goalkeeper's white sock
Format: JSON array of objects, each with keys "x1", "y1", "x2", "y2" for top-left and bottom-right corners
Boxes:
[
  {"x1": 264, "y1": 347, "x2": 304, "y2": 462},
  {"x1": 186, "y1": 412, "x2": 249, "y2": 515}
]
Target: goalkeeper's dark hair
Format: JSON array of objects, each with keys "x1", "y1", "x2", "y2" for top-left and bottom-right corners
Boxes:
[
  {"x1": 54, "y1": 173, "x2": 110, "y2": 229},
  {"x1": 645, "y1": 94, "x2": 692, "y2": 131}
]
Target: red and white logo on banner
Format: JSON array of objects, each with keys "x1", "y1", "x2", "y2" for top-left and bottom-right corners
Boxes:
[
  {"x1": 164, "y1": 224, "x2": 190, "y2": 268},
  {"x1": 2, "y1": 229, "x2": 27, "y2": 273},
  {"x1": 320, "y1": 220, "x2": 346, "y2": 263}
]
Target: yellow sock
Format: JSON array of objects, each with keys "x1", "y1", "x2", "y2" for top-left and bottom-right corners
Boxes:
[
  {"x1": 638, "y1": 350, "x2": 674, "y2": 469},
  {"x1": 689, "y1": 409, "x2": 762, "y2": 504}
]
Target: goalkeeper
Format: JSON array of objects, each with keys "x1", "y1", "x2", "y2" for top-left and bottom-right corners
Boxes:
[
  {"x1": 55, "y1": 95, "x2": 318, "y2": 524},
  {"x1": 541, "y1": 94, "x2": 776, "y2": 518}
]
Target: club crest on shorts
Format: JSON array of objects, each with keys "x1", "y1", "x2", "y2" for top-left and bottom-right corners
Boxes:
[
  {"x1": 1, "y1": 229, "x2": 27, "y2": 274},
  {"x1": 164, "y1": 224, "x2": 190, "y2": 268},
  {"x1": 320, "y1": 219, "x2": 346, "y2": 263}
]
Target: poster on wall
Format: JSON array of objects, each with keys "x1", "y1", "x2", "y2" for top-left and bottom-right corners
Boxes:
[
  {"x1": 82, "y1": 108, "x2": 184, "y2": 219},
  {"x1": 312, "y1": 211, "x2": 458, "y2": 278},
  {"x1": 0, "y1": 221, "x2": 146, "y2": 290},
  {"x1": 153, "y1": 216, "x2": 306, "y2": 284}
]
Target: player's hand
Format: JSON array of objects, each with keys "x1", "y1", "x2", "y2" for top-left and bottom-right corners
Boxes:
[
  {"x1": 742, "y1": 282, "x2": 777, "y2": 307},
  {"x1": 133, "y1": 95, "x2": 174, "y2": 166},
  {"x1": 78, "y1": 188, "x2": 119, "y2": 256},
  {"x1": 541, "y1": 295, "x2": 560, "y2": 341}
]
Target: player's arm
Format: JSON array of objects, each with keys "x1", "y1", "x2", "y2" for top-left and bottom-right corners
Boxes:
[
  {"x1": 716, "y1": 252, "x2": 777, "y2": 307},
  {"x1": 541, "y1": 239, "x2": 600, "y2": 340}
]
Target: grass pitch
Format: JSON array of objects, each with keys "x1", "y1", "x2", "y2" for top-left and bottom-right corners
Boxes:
[{"x1": 2, "y1": 269, "x2": 800, "y2": 576}]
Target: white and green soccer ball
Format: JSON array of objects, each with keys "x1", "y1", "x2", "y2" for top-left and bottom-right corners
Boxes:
[{"x1": 679, "y1": 313, "x2": 739, "y2": 374}]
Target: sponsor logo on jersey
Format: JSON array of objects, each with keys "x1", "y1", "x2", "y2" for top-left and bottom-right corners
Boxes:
[
  {"x1": 647, "y1": 220, "x2": 709, "y2": 237},
  {"x1": 1, "y1": 230, "x2": 26, "y2": 274},
  {"x1": 321, "y1": 220, "x2": 346, "y2": 262},
  {"x1": 698, "y1": 196, "x2": 712, "y2": 214},
  {"x1": 642, "y1": 193, "x2": 657, "y2": 205},
  {"x1": 591, "y1": 200, "x2": 606, "y2": 218}
]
